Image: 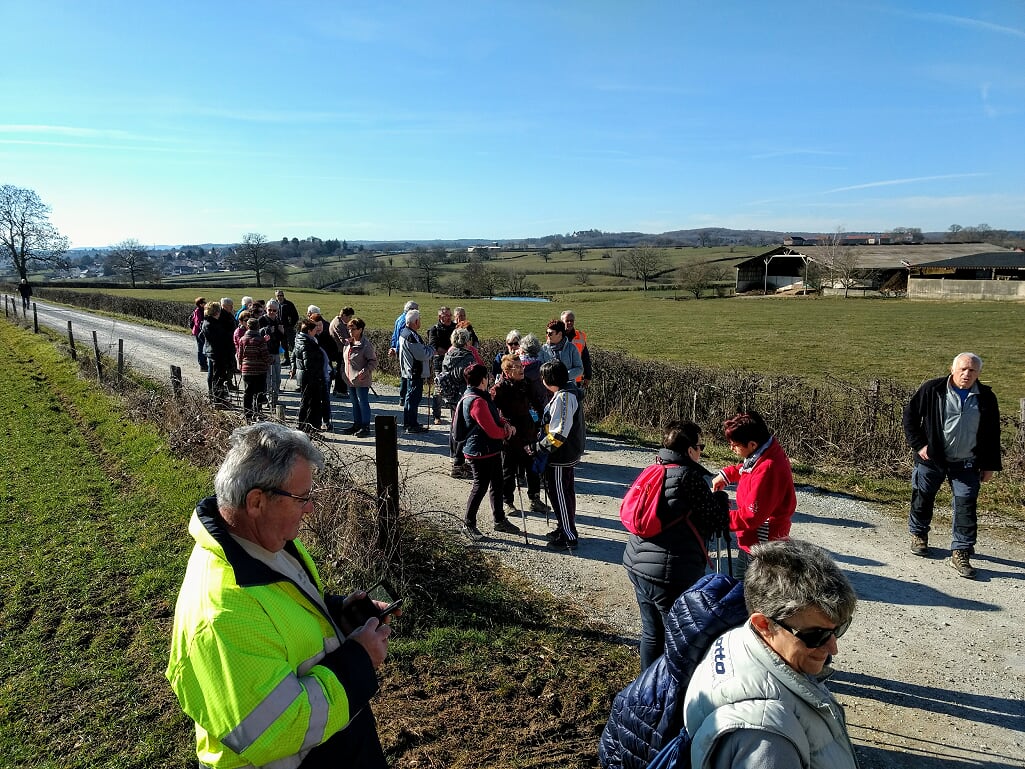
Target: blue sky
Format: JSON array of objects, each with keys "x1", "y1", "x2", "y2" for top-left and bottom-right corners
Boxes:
[{"x1": 2, "y1": 1, "x2": 1022, "y2": 247}]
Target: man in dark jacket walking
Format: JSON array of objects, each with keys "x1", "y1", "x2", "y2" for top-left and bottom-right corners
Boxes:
[{"x1": 903, "y1": 352, "x2": 1002, "y2": 579}]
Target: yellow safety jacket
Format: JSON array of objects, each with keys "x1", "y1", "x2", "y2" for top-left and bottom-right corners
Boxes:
[{"x1": 166, "y1": 498, "x2": 383, "y2": 769}]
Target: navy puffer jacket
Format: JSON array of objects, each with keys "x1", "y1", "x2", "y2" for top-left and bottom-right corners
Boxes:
[{"x1": 598, "y1": 574, "x2": 747, "y2": 769}]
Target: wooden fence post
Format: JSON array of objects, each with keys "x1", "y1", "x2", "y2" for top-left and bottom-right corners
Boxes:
[
  {"x1": 117, "y1": 339, "x2": 124, "y2": 379},
  {"x1": 4, "y1": 295, "x2": 9, "y2": 318},
  {"x1": 170, "y1": 365, "x2": 183, "y2": 399},
  {"x1": 374, "y1": 414, "x2": 400, "y2": 553},
  {"x1": 92, "y1": 330, "x2": 103, "y2": 382},
  {"x1": 32, "y1": 303, "x2": 38, "y2": 333},
  {"x1": 67, "y1": 321, "x2": 77, "y2": 361}
]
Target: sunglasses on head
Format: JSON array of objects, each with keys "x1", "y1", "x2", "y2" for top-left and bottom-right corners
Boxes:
[{"x1": 771, "y1": 616, "x2": 851, "y2": 648}]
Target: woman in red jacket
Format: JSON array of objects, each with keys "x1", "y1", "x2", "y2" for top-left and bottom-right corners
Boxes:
[{"x1": 711, "y1": 411, "x2": 796, "y2": 579}]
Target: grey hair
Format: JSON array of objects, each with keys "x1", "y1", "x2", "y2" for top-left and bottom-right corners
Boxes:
[
  {"x1": 241, "y1": 295, "x2": 254, "y2": 306},
  {"x1": 560, "y1": 309, "x2": 575, "y2": 321},
  {"x1": 405, "y1": 308, "x2": 421, "y2": 325},
  {"x1": 266, "y1": 299, "x2": 279, "y2": 310},
  {"x1": 505, "y1": 328, "x2": 521, "y2": 344},
  {"x1": 952, "y1": 352, "x2": 982, "y2": 372},
  {"x1": 519, "y1": 332, "x2": 541, "y2": 357},
  {"x1": 307, "y1": 304, "x2": 322, "y2": 316},
  {"x1": 450, "y1": 327, "x2": 471, "y2": 347},
  {"x1": 403, "y1": 300, "x2": 419, "y2": 312},
  {"x1": 214, "y1": 423, "x2": 325, "y2": 512},
  {"x1": 220, "y1": 297, "x2": 233, "y2": 307},
  {"x1": 744, "y1": 539, "x2": 857, "y2": 625}
]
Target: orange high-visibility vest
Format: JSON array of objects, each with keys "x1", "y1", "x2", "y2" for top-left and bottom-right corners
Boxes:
[{"x1": 569, "y1": 329, "x2": 587, "y2": 381}]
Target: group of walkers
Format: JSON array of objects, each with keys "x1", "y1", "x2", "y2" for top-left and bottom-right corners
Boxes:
[
  {"x1": 390, "y1": 302, "x2": 593, "y2": 551},
  {"x1": 168, "y1": 307, "x2": 1005, "y2": 769},
  {"x1": 190, "y1": 290, "x2": 377, "y2": 434},
  {"x1": 601, "y1": 350, "x2": 1002, "y2": 768}
]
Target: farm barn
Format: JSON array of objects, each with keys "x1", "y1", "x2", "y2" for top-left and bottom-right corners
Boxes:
[{"x1": 734, "y1": 242, "x2": 1018, "y2": 298}]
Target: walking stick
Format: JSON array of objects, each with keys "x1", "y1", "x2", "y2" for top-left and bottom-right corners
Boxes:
[{"x1": 514, "y1": 468, "x2": 529, "y2": 546}]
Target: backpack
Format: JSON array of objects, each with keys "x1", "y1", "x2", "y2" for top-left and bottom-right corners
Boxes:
[
  {"x1": 619, "y1": 462, "x2": 679, "y2": 538},
  {"x1": 451, "y1": 392, "x2": 480, "y2": 445},
  {"x1": 436, "y1": 368, "x2": 464, "y2": 406}
]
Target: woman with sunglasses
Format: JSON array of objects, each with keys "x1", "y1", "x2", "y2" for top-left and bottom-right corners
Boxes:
[{"x1": 684, "y1": 539, "x2": 859, "y2": 769}]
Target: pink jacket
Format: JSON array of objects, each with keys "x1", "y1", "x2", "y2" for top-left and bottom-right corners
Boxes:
[{"x1": 718, "y1": 437, "x2": 796, "y2": 552}]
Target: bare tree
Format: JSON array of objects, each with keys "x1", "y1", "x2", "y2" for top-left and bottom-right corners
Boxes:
[
  {"x1": 575, "y1": 247, "x2": 586, "y2": 261},
  {"x1": 539, "y1": 248, "x2": 552, "y2": 263},
  {"x1": 0, "y1": 184, "x2": 70, "y2": 280},
  {"x1": 409, "y1": 246, "x2": 442, "y2": 292},
  {"x1": 376, "y1": 267, "x2": 405, "y2": 296},
  {"x1": 105, "y1": 238, "x2": 157, "y2": 287},
  {"x1": 676, "y1": 264, "x2": 717, "y2": 301},
  {"x1": 625, "y1": 245, "x2": 669, "y2": 291},
  {"x1": 464, "y1": 257, "x2": 500, "y2": 296},
  {"x1": 820, "y1": 228, "x2": 862, "y2": 298},
  {"x1": 502, "y1": 269, "x2": 540, "y2": 295},
  {"x1": 610, "y1": 252, "x2": 626, "y2": 277},
  {"x1": 234, "y1": 232, "x2": 283, "y2": 288},
  {"x1": 574, "y1": 269, "x2": 591, "y2": 286}
]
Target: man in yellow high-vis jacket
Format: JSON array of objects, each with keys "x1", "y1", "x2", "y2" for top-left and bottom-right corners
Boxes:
[{"x1": 167, "y1": 422, "x2": 393, "y2": 768}]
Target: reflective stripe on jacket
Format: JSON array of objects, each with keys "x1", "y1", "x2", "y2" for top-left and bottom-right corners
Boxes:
[{"x1": 166, "y1": 498, "x2": 382, "y2": 769}]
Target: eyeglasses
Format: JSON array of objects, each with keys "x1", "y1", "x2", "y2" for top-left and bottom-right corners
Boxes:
[
  {"x1": 546, "y1": 330, "x2": 559, "y2": 336},
  {"x1": 771, "y1": 616, "x2": 851, "y2": 648},
  {"x1": 693, "y1": 443, "x2": 706, "y2": 451},
  {"x1": 508, "y1": 341, "x2": 520, "y2": 347},
  {"x1": 266, "y1": 487, "x2": 315, "y2": 505}
]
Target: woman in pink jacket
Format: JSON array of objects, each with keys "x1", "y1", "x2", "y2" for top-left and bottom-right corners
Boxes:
[{"x1": 711, "y1": 411, "x2": 796, "y2": 579}]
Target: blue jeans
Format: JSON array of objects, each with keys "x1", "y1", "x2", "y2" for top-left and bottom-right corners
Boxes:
[
  {"x1": 195, "y1": 334, "x2": 207, "y2": 370},
  {"x1": 909, "y1": 460, "x2": 981, "y2": 551},
  {"x1": 349, "y1": 386, "x2": 372, "y2": 427},
  {"x1": 628, "y1": 572, "x2": 688, "y2": 671},
  {"x1": 402, "y1": 377, "x2": 423, "y2": 427}
]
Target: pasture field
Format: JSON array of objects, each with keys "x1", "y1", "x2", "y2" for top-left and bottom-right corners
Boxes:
[{"x1": 60, "y1": 286, "x2": 1025, "y2": 415}]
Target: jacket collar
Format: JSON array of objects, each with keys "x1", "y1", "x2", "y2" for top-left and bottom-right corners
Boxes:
[{"x1": 193, "y1": 496, "x2": 312, "y2": 588}]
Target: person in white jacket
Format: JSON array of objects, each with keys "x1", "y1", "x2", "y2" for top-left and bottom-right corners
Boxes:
[{"x1": 684, "y1": 539, "x2": 860, "y2": 769}]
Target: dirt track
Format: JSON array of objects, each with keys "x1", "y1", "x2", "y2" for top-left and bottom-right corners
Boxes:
[{"x1": 27, "y1": 300, "x2": 1025, "y2": 769}]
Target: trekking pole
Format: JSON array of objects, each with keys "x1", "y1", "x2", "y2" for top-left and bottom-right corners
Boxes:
[{"x1": 514, "y1": 470, "x2": 529, "y2": 546}]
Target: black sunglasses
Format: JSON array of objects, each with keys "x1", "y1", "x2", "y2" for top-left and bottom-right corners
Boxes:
[{"x1": 771, "y1": 616, "x2": 851, "y2": 648}]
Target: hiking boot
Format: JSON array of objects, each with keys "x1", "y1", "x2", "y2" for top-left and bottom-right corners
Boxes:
[
  {"x1": 948, "y1": 549, "x2": 976, "y2": 579},
  {"x1": 546, "y1": 534, "x2": 578, "y2": 551},
  {"x1": 503, "y1": 502, "x2": 518, "y2": 517},
  {"x1": 354, "y1": 427, "x2": 370, "y2": 438},
  {"x1": 910, "y1": 534, "x2": 929, "y2": 556},
  {"x1": 494, "y1": 519, "x2": 520, "y2": 535},
  {"x1": 528, "y1": 494, "x2": 548, "y2": 513},
  {"x1": 461, "y1": 523, "x2": 483, "y2": 540},
  {"x1": 404, "y1": 424, "x2": 428, "y2": 434},
  {"x1": 340, "y1": 425, "x2": 359, "y2": 435},
  {"x1": 544, "y1": 528, "x2": 564, "y2": 542}
]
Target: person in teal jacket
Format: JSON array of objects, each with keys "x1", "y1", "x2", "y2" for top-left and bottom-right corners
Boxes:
[{"x1": 166, "y1": 422, "x2": 393, "y2": 769}]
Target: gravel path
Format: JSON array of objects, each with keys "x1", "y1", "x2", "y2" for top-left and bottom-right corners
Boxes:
[{"x1": 27, "y1": 300, "x2": 1025, "y2": 768}]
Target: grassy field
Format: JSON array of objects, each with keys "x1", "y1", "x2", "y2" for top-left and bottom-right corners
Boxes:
[
  {"x1": 53, "y1": 285, "x2": 1025, "y2": 416},
  {"x1": 0, "y1": 320, "x2": 634, "y2": 768}
]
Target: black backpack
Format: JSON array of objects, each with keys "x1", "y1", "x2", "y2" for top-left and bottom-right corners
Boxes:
[{"x1": 450, "y1": 392, "x2": 480, "y2": 445}]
